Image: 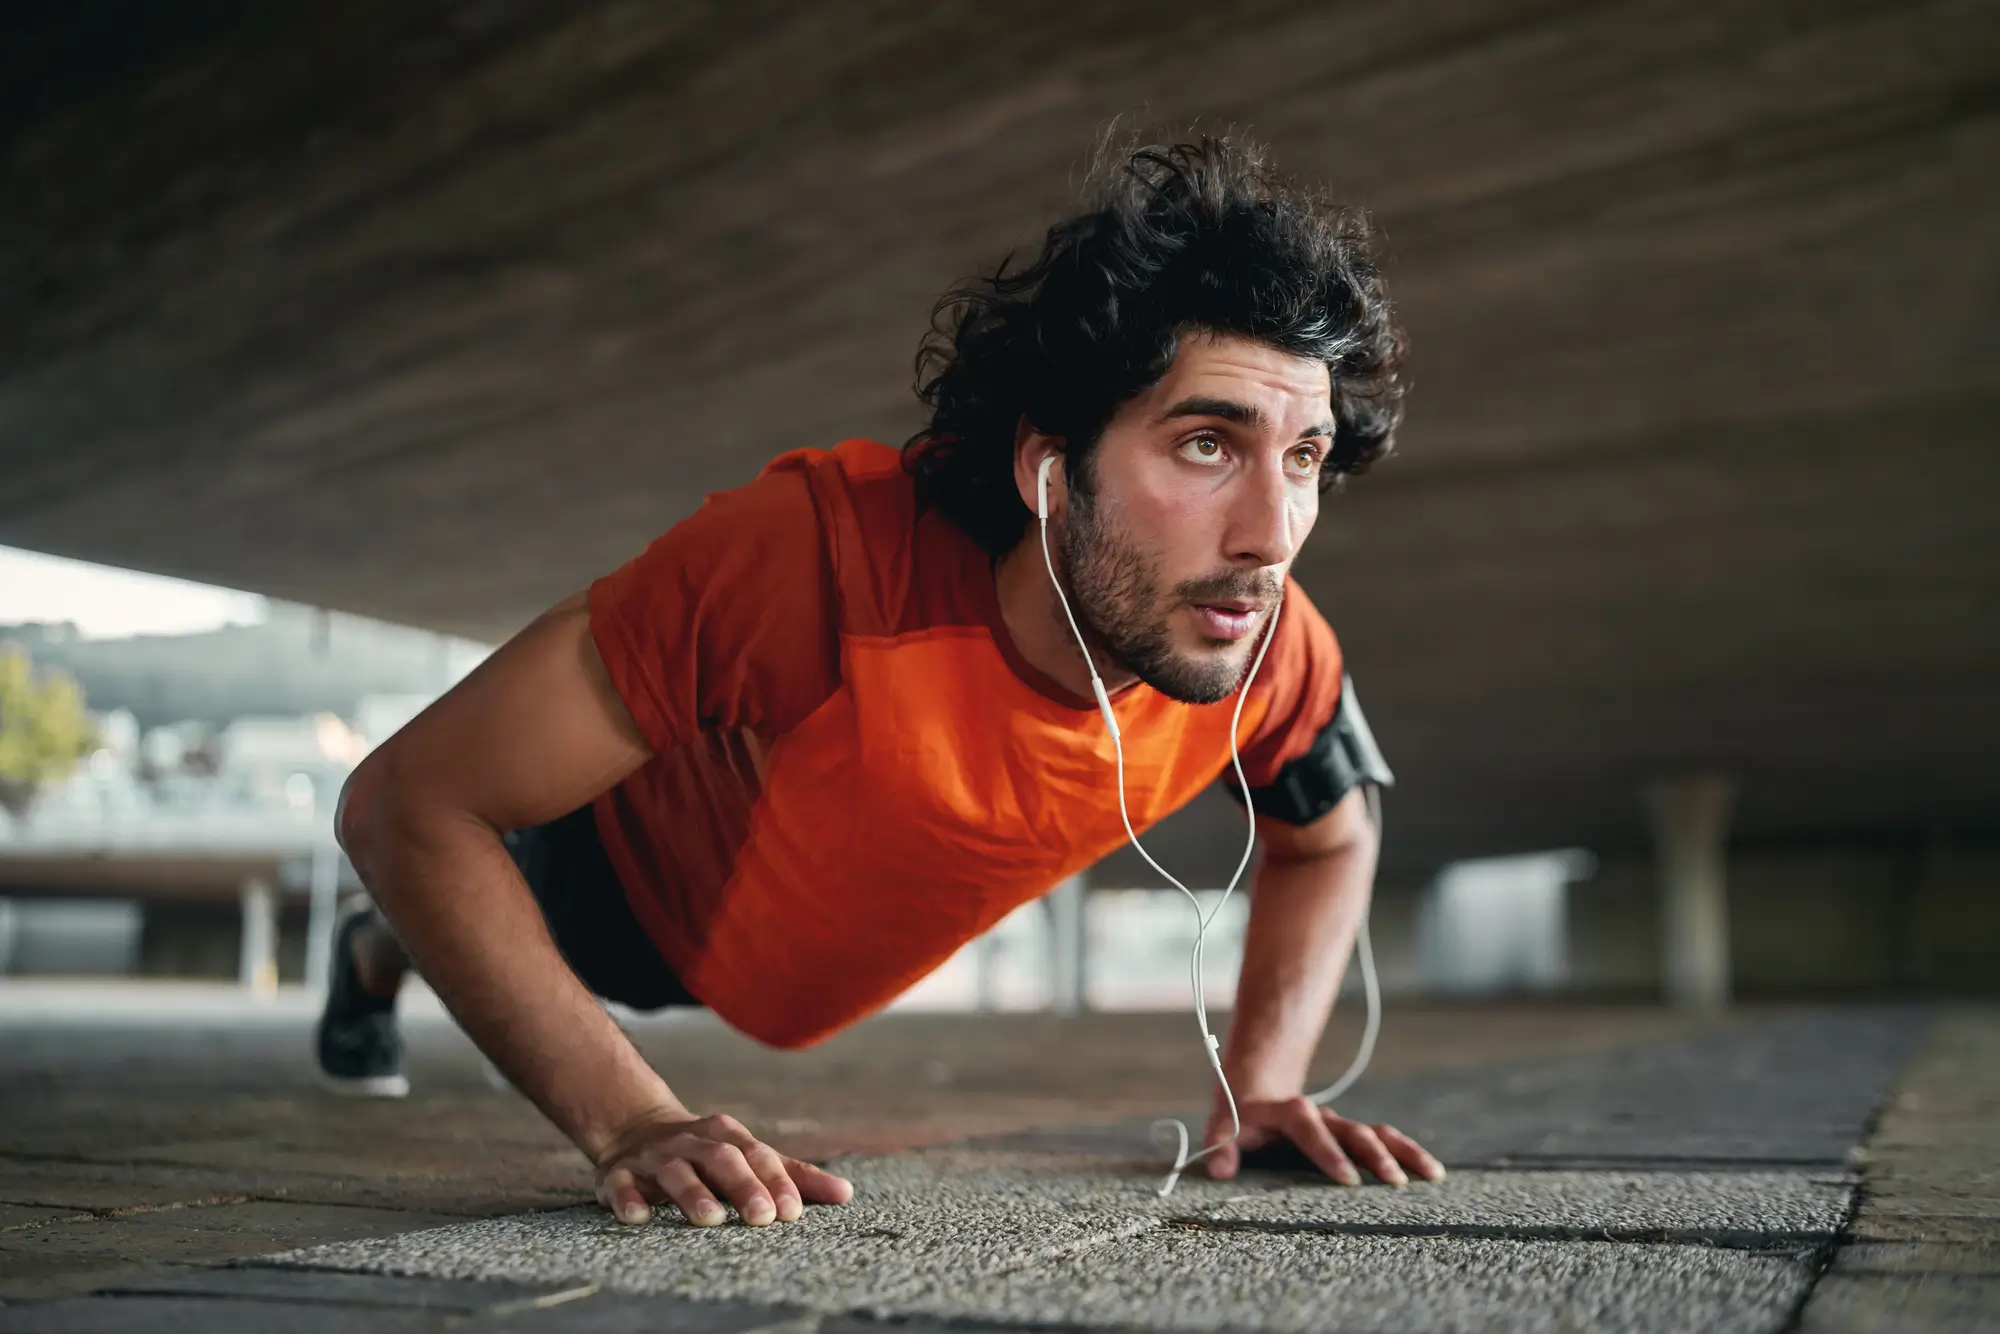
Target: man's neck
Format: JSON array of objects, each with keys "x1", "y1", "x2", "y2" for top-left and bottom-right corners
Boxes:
[{"x1": 993, "y1": 536, "x2": 1139, "y2": 702}]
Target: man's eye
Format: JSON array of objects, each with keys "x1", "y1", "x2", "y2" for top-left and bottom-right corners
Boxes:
[
  {"x1": 1287, "y1": 445, "x2": 1325, "y2": 476},
  {"x1": 1181, "y1": 435, "x2": 1227, "y2": 465}
]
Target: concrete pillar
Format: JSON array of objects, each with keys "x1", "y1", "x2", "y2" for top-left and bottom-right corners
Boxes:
[
  {"x1": 303, "y1": 844, "x2": 341, "y2": 994},
  {"x1": 239, "y1": 876, "x2": 278, "y2": 1000},
  {"x1": 974, "y1": 932, "x2": 1003, "y2": 1012},
  {"x1": 1644, "y1": 773, "x2": 1735, "y2": 1011},
  {"x1": 1045, "y1": 873, "x2": 1088, "y2": 1015}
]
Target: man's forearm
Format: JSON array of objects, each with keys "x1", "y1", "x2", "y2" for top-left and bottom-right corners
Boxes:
[
  {"x1": 345, "y1": 800, "x2": 684, "y2": 1161},
  {"x1": 1220, "y1": 834, "x2": 1377, "y2": 1100}
]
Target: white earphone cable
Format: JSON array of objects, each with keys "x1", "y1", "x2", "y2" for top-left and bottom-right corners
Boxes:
[
  {"x1": 1034, "y1": 457, "x2": 1379, "y2": 1197},
  {"x1": 1307, "y1": 783, "x2": 1382, "y2": 1109}
]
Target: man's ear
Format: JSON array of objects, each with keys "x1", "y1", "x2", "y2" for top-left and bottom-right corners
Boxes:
[{"x1": 1012, "y1": 415, "x2": 1065, "y2": 517}]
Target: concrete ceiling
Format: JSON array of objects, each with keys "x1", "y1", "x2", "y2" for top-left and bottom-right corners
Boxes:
[{"x1": 3, "y1": 0, "x2": 1996, "y2": 870}]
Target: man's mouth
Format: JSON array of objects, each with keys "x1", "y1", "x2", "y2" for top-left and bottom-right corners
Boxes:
[{"x1": 1190, "y1": 600, "x2": 1265, "y2": 642}]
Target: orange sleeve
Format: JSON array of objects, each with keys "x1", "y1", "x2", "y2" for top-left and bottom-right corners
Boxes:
[
  {"x1": 1235, "y1": 578, "x2": 1345, "y2": 787},
  {"x1": 586, "y1": 463, "x2": 841, "y2": 753}
]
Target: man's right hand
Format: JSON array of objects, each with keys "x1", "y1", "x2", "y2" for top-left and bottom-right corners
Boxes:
[
  {"x1": 592, "y1": 1107, "x2": 854, "y2": 1227},
  {"x1": 338, "y1": 595, "x2": 850, "y2": 1229}
]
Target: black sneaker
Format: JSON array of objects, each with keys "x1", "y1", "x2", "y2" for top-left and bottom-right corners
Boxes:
[{"x1": 314, "y1": 906, "x2": 410, "y2": 1098}]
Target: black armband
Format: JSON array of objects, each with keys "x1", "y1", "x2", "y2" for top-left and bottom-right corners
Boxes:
[{"x1": 1223, "y1": 673, "x2": 1394, "y2": 826}]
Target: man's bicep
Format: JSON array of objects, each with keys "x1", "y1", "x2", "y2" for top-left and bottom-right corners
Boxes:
[
  {"x1": 1224, "y1": 674, "x2": 1393, "y2": 825},
  {"x1": 1257, "y1": 787, "x2": 1372, "y2": 860},
  {"x1": 347, "y1": 592, "x2": 651, "y2": 837}
]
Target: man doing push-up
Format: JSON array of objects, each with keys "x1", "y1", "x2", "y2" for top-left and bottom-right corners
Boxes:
[{"x1": 319, "y1": 132, "x2": 1445, "y2": 1229}]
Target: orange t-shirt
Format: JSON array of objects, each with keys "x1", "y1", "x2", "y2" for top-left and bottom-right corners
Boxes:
[{"x1": 586, "y1": 439, "x2": 1343, "y2": 1048}]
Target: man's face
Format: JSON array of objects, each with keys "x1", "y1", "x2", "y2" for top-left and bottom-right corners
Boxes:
[{"x1": 1061, "y1": 332, "x2": 1332, "y2": 704}]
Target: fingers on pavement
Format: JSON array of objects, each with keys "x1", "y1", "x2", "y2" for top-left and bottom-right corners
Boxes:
[
  {"x1": 1282, "y1": 1098, "x2": 1361, "y2": 1186},
  {"x1": 784, "y1": 1156, "x2": 855, "y2": 1205},
  {"x1": 709, "y1": 1115, "x2": 812, "y2": 1220},
  {"x1": 598, "y1": 1165, "x2": 652, "y2": 1226},
  {"x1": 1329, "y1": 1116, "x2": 1407, "y2": 1187},
  {"x1": 1376, "y1": 1123, "x2": 1448, "y2": 1182},
  {"x1": 685, "y1": 1136, "x2": 776, "y2": 1225},
  {"x1": 653, "y1": 1158, "x2": 727, "y2": 1227},
  {"x1": 737, "y1": 1138, "x2": 804, "y2": 1221}
]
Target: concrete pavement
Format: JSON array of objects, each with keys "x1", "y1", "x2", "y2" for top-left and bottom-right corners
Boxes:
[{"x1": 0, "y1": 993, "x2": 1991, "y2": 1331}]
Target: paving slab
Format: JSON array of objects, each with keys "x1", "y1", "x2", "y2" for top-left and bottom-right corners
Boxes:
[
  {"x1": 959, "y1": 1228, "x2": 1821, "y2": 1334},
  {"x1": 0, "y1": 1258, "x2": 208, "y2": 1307},
  {"x1": 0, "y1": 1201, "x2": 465, "y2": 1302},
  {"x1": 867, "y1": 1147, "x2": 1858, "y2": 1244},
  {"x1": 0, "y1": 1295, "x2": 439, "y2": 1334},
  {"x1": 271, "y1": 1208, "x2": 1824, "y2": 1333},
  {"x1": 0, "y1": 1270, "x2": 821, "y2": 1334},
  {"x1": 1857, "y1": 1174, "x2": 2000, "y2": 1228},
  {"x1": 1795, "y1": 1009, "x2": 2000, "y2": 1332},
  {"x1": 0, "y1": 1163, "x2": 260, "y2": 1215},
  {"x1": 264, "y1": 1201, "x2": 1162, "y2": 1313},
  {"x1": 272, "y1": 1222, "x2": 1825, "y2": 1334},
  {"x1": 263, "y1": 1149, "x2": 1853, "y2": 1330},
  {"x1": 1194, "y1": 1167, "x2": 1855, "y2": 1243},
  {"x1": 97, "y1": 1266, "x2": 565, "y2": 1310},
  {"x1": 1834, "y1": 1242, "x2": 2000, "y2": 1277},
  {"x1": 0, "y1": 1157, "x2": 590, "y2": 1220},
  {"x1": 1798, "y1": 1272, "x2": 2000, "y2": 1334}
]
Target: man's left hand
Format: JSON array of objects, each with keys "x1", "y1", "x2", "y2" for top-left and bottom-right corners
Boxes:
[{"x1": 1201, "y1": 1095, "x2": 1446, "y2": 1186}]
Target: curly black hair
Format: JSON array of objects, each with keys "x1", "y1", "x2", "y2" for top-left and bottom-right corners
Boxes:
[{"x1": 903, "y1": 132, "x2": 1407, "y2": 554}]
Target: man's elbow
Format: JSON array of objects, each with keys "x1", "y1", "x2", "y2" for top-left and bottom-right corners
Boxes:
[
  {"x1": 334, "y1": 753, "x2": 399, "y2": 885},
  {"x1": 334, "y1": 764, "x2": 367, "y2": 860}
]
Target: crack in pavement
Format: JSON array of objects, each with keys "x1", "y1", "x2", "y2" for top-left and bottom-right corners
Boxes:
[
  {"x1": 0, "y1": 1210, "x2": 93, "y2": 1233},
  {"x1": 0, "y1": 1193, "x2": 255, "y2": 1231}
]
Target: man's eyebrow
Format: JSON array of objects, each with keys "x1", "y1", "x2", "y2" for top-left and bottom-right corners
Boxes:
[
  {"x1": 1159, "y1": 395, "x2": 1334, "y2": 440},
  {"x1": 1159, "y1": 395, "x2": 1265, "y2": 429}
]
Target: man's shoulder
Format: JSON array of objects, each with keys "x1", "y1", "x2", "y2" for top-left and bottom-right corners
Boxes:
[
  {"x1": 756, "y1": 439, "x2": 987, "y2": 639},
  {"x1": 1248, "y1": 576, "x2": 1340, "y2": 696},
  {"x1": 757, "y1": 438, "x2": 914, "y2": 524},
  {"x1": 687, "y1": 439, "x2": 916, "y2": 580}
]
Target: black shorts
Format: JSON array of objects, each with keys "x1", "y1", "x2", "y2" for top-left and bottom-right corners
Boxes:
[{"x1": 503, "y1": 803, "x2": 701, "y2": 1012}]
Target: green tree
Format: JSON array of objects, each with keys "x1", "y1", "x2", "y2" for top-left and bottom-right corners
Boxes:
[{"x1": 0, "y1": 644, "x2": 97, "y2": 820}]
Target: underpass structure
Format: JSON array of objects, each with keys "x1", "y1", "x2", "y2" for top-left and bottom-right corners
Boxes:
[{"x1": 3, "y1": 1, "x2": 1994, "y2": 876}]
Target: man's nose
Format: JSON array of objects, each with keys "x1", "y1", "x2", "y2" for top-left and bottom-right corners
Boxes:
[{"x1": 1224, "y1": 463, "x2": 1300, "y2": 569}]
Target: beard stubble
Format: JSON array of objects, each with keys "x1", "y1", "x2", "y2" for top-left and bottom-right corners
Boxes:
[{"x1": 1059, "y1": 486, "x2": 1281, "y2": 706}]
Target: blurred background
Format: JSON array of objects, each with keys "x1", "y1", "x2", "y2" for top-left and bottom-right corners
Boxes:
[{"x1": 1, "y1": 0, "x2": 1994, "y2": 1012}]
